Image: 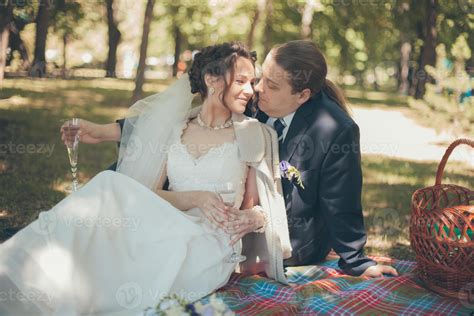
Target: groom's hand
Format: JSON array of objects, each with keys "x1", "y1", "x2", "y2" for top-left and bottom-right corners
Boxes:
[
  {"x1": 60, "y1": 120, "x2": 121, "y2": 144},
  {"x1": 360, "y1": 264, "x2": 399, "y2": 278}
]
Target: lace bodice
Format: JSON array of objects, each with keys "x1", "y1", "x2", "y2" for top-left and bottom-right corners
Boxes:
[{"x1": 166, "y1": 134, "x2": 248, "y2": 209}]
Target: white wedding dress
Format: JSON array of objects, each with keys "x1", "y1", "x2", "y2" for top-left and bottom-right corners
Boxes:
[{"x1": 0, "y1": 136, "x2": 248, "y2": 315}]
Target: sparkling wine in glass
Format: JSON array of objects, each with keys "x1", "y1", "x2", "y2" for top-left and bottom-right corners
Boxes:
[
  {"x1": 215, "y1": 182, "x2": 247, "y2": 263},
  {"x1": 62, "y1": 118, "x2": 83, "y2": 193}
]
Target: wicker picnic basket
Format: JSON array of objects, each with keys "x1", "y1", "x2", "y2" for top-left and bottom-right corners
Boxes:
[{"x1": 410, "y1": 138, "x2": 474, "y2": 299}]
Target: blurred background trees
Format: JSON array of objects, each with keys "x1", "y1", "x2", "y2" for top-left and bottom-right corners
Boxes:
[{"x1": 0, "y1": 0, "x2": 472, "y2": 109}]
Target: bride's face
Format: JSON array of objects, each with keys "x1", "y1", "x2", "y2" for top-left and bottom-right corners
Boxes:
[{"x1": 212, "y1": 57, "x2": 256, "y2": 114}]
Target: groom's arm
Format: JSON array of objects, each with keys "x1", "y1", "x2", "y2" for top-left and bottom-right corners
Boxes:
[
  {"x1": 106, "y1": 119, "x2": 125, "y2": 171},
  {"x1": 115, "y1": 118, "x2": 125, "y2": 146},
  {"x1": 319, "y1": 123, "x2": 376, "y2": 276}
]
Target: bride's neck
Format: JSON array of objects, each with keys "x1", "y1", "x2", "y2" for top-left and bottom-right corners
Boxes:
[{"x1": 199, "y1": 100, "x2": 232, "y2": 127}]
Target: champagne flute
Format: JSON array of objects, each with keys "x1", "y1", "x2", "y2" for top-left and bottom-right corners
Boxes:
[
  {"x1": 61, "y1": 118, "x2": 83, "y2": 193},
  {"x1": 215, "y1": 182, "x2": 247, "y2": 263}
]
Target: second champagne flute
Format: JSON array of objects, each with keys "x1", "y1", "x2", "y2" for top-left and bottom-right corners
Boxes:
[{"x1": 214, "y1": 182, "x2": 247, "y2": 263}]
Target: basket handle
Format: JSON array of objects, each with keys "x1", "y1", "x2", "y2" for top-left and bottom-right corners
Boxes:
[{"x1": 435, "y1": 138, "x2": 474, "y2": 185}]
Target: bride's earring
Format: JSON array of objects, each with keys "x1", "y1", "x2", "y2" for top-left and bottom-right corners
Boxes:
[{"x1": 208, "y1": 87, "x2": 215, "y2": 95}]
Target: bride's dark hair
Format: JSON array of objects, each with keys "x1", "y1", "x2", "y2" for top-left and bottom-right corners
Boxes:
[{"x1": 188, "y1": 42, "x2": 257, "y2": 103}]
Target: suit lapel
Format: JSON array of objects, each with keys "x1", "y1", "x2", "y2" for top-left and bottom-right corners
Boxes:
[
  {"x1": 255, "y1": 108, "x2": 269, "y2": 123},
  {"x1": 280, "y1": 99, "x2": 315, "y2": 162},
  {"x1": 251, "y1": 99, "x2": 317, "y2": 162}
]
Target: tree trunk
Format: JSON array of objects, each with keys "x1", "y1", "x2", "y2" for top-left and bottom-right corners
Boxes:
[
  {"x1": 62, "y1": 33, "x2": 67, "y2": 78},
  {"x1": 7, "y1": 28, "x2": 31, "y2": 69},
  {"x1": 30, "y1": 0, "x2": 51, "y2": 77},
  {"x1": 132, "y1": 0, "x2": 155, "y2": 102},
  {"x1": 246, "y1": 11, "x2": 260, "y2": 50},
  {"x1": 334, "y1": 7, "x2": 350, "y2": 74},
  {"x1": 398, "y1": 41, "x2": 411, "y2": 95},
  {"x1": 372, "y1": 69, "x2": 379, "y2": 91},
  {"x1": 414, "y1": 0, "x2": 437, "y2": 99},
  {"x1": 301, "y1": 0, "x2": 315, "y2": 40},
  {"x1": 408, "y1": 19, "x2": 424, "y2": 96},
  {"x1": 262, "y1": 0, "x2": 273, "y2": 57},
  {"x1": 172, "y1": 25, "x2": 181, "y2": 77},
  {"x1": 246, "y1": 0, "x2": 265, "y2": 50},
  {"x1": 105, "y1": 0, "x2": 121, "y2": 78},
  {"x1": 0, "y1": 2, "x2": 13, "y2": 83}
]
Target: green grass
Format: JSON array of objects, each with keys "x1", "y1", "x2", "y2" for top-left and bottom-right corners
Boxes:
[
  {"x1": 345, "y1": 88, "x2": 409, "y2": 110},
  {"x1": 1, "y1": 78, "x2": 473, "y2": 262},
  {"x1": 361, "y1": 155, "x2": 474, "y2": 260}
]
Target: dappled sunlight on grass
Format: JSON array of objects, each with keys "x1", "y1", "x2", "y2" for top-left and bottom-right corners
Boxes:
[
  {"x1": 361, "y1": 154, "x2": 473, "y2": 259},
  {"x1": 90, "y1": 107, "x2": 129, "y2": 119},
  {"x1": 1, "y1": 77, "x2": 174, "y2": 95},
  {"x1": 345, "y1": 88, "x2": 409, "y2": 109},
  {"x1": 0, "y1": 95, "x2": 32, "y2": 110},
  {"x1": 363, "y1": 154, "x2": 474, "y2": 188},
  {"x1": 0, "y1": 79, "x2": 123, "y2": 235},
  {"x1": 52, "y1": 171, "x2": 92, "y2": 193}
]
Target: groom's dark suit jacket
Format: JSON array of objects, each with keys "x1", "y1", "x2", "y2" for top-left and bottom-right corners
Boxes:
[{"x1": 111, "y1": 90, "x2": 376, "y2": 276}]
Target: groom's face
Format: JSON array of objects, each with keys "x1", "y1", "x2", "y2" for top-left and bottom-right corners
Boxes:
[{"x1": 255, "y1": 52, "x2": 306, "y2": 118}]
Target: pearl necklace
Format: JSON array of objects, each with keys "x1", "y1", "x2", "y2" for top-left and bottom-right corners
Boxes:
[{"x1": 196, "y1": 112, "x2": 233, "y2": 130}]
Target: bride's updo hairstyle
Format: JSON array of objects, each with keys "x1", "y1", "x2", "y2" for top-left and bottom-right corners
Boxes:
[{"x1": 188, "y1": 42, "x2": 257, "y2": 107}]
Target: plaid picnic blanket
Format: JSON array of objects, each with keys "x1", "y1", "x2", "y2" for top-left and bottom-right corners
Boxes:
[{"x1": 205, "y1": 256, "x2": 472, "y2": 315}]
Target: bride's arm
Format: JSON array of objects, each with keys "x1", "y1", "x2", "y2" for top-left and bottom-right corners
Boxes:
[
  {"x1": 240, "y1": 167, "x2": 259, "y2": 209},
  {"x1": 154, "y1": 163, "x2": 229, "y2": 224},
  {"x1": 225, "y1": 167, "x2": 266, "y2": 245}
]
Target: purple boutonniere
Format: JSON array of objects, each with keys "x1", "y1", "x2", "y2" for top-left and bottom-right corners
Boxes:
[{"x1": 279, "y1": 160, "x2": 305, "y2": 189}]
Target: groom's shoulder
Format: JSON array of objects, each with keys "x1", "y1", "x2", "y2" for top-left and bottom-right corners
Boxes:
[{"x1": 311, "y1": 94, "x2": 358, "y2": 141}]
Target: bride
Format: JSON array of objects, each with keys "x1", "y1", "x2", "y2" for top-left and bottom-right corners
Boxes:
[{"x1": 0, "y1": 42, "x2": 292, "y2": 315}]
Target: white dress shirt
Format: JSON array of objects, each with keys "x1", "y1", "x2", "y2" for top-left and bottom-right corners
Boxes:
[{"x1": 266, "y1": 112, "x2": 296, "y2": 143}]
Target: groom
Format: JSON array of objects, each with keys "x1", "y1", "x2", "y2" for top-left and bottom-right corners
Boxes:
[
  {"x1": 243, "y1": 41, "x2": 396, "y2": 277},
  {"x1": 237, "y1": 41, "x2": 396, "y2": 277},
  {"x1": 108, "y1": 40, "x2": 396, "y2": 278}
]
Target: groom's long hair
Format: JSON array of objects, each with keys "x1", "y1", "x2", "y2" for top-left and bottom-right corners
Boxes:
[{"x1": 271, "y1": 40, "x2": 350, "y2": 115}]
